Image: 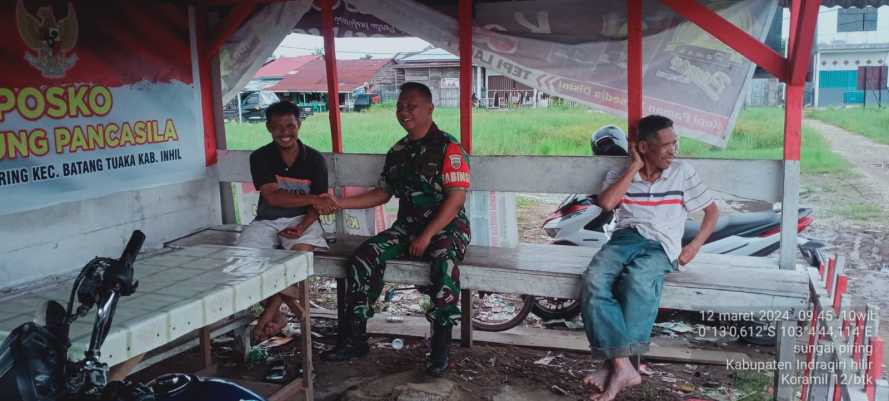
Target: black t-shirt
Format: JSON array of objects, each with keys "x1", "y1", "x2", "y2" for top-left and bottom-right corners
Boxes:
[{"x1": 249, "y1": 140, "x2": 328, "y2": 220}]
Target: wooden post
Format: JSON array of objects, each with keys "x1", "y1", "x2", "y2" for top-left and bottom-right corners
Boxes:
[
  {"x1": 461, "y1": 290, "x2": 473, "y2": 347},
  {"x1": 199, "y1": 326, "x2": 213, "y2": 369},
  {"x1": 320, "y1": 0, "x2": 343, "y2": 153},
  {"x1": 627, "y1": 0, "x2": 643, "y2": 141},
  {"x1": 336, "y1": 278, "x2": 347, "y2": 326},
  {"x1": 299, "y1": 281, "x2": 314, "y2": 399}
]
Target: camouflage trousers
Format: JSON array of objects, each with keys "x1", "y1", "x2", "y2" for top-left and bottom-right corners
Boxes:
[{"x1": 346, "y1": 219, "x2": 470, "y2": 327}]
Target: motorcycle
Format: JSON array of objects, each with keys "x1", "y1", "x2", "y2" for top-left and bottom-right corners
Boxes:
[
  {"x1": 536, "y1": 197, "x2": 818, "y2": 321},
  {"x1": 543, "y1": 195, "x2": 816, "y2": 257},
  {"x1": 0, "y1": 231, "x2": 266, "y2": 401}
]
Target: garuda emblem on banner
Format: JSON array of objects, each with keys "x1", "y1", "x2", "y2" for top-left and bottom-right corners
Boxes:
[{"x1": 16, "y1": 0, "x2": 79, "y2": 79}]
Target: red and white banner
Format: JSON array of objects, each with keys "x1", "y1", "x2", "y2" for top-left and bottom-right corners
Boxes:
[
  {"x1": 0, "y1": 1, "x2": 205, "y2": 215},
  {"x1": 303, "y1": 0, "x2": 777, "y2": 147}
]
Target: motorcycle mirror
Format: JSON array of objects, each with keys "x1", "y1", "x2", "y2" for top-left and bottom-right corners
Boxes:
[{"x1": 39, "y1": 300, "x2": 70, "y2": 343}]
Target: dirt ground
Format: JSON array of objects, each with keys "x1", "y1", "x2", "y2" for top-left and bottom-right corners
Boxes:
[{"x1": 801, "y1": 119, "x2": 889, "y2": 375}]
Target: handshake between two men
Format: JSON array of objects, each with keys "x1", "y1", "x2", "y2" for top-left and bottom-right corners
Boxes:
[{"x1": 312, "y1": 192, "x2": 342, "y2": 216}]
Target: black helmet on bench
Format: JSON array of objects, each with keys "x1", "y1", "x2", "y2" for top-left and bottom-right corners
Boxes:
[{"x1": 591, "y1": 125, "x2": 629, "y2": 157}]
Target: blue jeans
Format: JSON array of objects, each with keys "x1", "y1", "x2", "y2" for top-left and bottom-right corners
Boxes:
[{"x1": 581, "y1": 228, "x2": 675, "y2": 359}]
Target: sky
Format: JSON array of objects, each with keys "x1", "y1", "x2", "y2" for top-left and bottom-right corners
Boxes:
[{"x1": 273, "y1": 33, "x2": 434, "y2": 60}]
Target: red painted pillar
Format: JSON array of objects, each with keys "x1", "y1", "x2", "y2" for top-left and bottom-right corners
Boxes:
[
  {"x1": 320, "y1": 0, "x2": 343, "y2": 153},
  {"x1": 627, "y1": 0, "x2": 643, "y2": 142},
  {"x1": 196, "y1": 6, "x2": 218, "y2": 165},
  {"x1": 826, "y1": 257, "x2": 836, "y2": 296},
  {"x1": 458, "y1": 0, "x2": 473, "y2": 153},
  {"x1": 788, "y1": 0, "x2": 800, "y2": 58},
  {"x1": 783, "y1": 84, "x2": 803, "y2": 161},
  {"x1": 832, "y1": 275, "x2": 847, "y2": 312}
]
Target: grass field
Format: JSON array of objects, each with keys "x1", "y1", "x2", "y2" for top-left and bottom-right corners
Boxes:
[
  {"x1": 807, "y1": 107, "x2": 889, "y2": 145},
  {"x1": 226, "y1": 105, "x2": 848, "y2": 174}
]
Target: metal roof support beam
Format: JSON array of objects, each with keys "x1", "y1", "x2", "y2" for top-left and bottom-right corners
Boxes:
[
  {"x1": 660, "y1": 0, "x2": 789, "y2": 82},
  {"x1": 458, "y1": 0, "x2": 473, "y2": 153},
  {"x1": 788, "y1": 0, "x2": 820, "y2": 85},
  {"x1": 627, "y1": 0, "x2": 643, "y2": 141},
  {"x1": 320, "y1": 0, "x2": 343, "y2": 153},
  {"x1": 202, "y1": 1, "x2": 256, "y2": 60}
]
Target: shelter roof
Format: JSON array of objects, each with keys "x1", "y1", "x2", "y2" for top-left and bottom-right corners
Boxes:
[{"x1": 268, "y1": 58, "x2": 391, "y2": 93}]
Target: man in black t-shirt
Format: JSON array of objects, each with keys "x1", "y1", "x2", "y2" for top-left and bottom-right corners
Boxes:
[{"x1": 236, "y1": 101, "x2": 329, "y2": 339}]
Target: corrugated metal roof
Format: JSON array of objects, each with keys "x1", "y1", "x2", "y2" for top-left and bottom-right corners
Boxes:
[
  {"x1": 397, "y1": 48, "x2": 458, "y2": 63},
  {"x1": 268, "y1": 58, "x2": 391, "y2": 93},
  {"x1": 254, "y1": 55, "x2": 320, "y2": 79}
]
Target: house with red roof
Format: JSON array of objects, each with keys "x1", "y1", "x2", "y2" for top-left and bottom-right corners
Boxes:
[
  {"x1": 255, "y1": 55, "x2": 320, "y2": 79},
  {"x1": 268, "y1": 57, "x2": 395, "y2": 110}
]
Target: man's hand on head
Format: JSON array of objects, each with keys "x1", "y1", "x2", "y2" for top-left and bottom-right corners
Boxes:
[
  {"x1": 628, "y1": 141, "x2": 644, "y2": 172},
  {"x1": 678, "y1": 242, "x2": 701, "y2": 267}
]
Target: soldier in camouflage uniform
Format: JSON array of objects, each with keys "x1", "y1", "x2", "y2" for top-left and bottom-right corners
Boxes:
[{"x1": 318, "y1": 82, "x2": 471, "y2": 376}]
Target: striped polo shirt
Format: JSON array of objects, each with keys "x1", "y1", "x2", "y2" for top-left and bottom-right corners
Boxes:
[{"x1": 603, "y1": 160, "x2": 715, "y2": 262}]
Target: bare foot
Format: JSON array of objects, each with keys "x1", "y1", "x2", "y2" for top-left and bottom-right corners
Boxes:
[
  {"x1": 582, "y1": 365, "x2": 611, "y2": 393},
  {"x1": 255, "y1": 310, "x2": 287, "y2": 341},
  {"x1": 590, "y1": 364, "x2": 641, "y2": 401}
]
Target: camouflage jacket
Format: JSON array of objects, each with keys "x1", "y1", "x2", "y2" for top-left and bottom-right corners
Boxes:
[{"x1": 377, "y1": 124, "x2": 471, "y2": 233}]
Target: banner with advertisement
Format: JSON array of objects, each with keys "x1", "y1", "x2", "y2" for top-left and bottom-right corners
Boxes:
[
  {"x1": 219, "y1": 0, "x2": 313, "y2": 104},
  {"x1": 0, "y1": 1, "x2": 205, "y2": 216},
  {"x1": 299, "y1": 0, "x2": 778, "y2": 147}
]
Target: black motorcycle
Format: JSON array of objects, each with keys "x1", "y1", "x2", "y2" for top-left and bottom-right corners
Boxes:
[{"x1": 0, "y1": 231, "x2": 266, "y2": 401}]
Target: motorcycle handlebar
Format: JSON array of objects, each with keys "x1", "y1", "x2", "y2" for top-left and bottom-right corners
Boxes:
[
  {"x1": 120, "y1": 230, "x2": 145, "y2": 268},
  {"x1": 103, "y1": 230, "x2": 144, "y2": 297}
]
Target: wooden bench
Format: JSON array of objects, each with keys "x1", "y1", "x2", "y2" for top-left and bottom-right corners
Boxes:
[
  {"x1": 201, "y1": 150, "x2": 809, "y2": 394},
  {"x1": 190, "y1": 150, "x2": 811, "y2": 395}
]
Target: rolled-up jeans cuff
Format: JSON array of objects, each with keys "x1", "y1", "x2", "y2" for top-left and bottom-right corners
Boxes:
[{"x1": 590, "y1": 342, "x2": 650, "y2": 360}]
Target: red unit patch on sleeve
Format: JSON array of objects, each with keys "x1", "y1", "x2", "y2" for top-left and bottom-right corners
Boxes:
[{"x1": 442, "y1": 143, "x2": 470, "y2": 189}]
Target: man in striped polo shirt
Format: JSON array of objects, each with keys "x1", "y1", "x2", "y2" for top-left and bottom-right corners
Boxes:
[{"x1": 581, "y1": 115, "x2": 719, "y2": 401}]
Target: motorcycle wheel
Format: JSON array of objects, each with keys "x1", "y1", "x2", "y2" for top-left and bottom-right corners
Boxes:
[
  {"x1": 531, "y1": 241, "x2": 583, "y2": 322},
  {"x1": 531, "y1": 297, "x2": 582, "y2": 321},
  {"x1": 470, "y1": 291, "x2": 533, "y2": 332}
]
